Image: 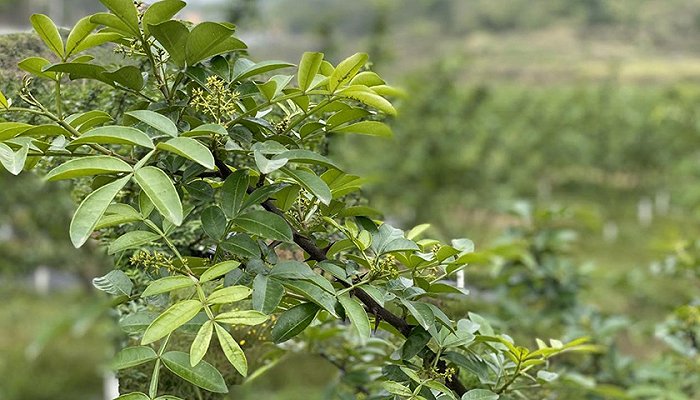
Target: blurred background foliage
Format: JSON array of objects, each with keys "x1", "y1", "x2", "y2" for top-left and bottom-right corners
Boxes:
[{"x1": 1, "y1": 0, "x2": 700, "y2": 399}]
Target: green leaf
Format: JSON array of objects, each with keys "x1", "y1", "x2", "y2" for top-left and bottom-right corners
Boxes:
[
  {"x1": 190, "y1": 320, "x2": 213, "y2": 366},
  {"x1": 72, "y1": 32, "x2": 122, "y2": 54},
  {"x1": 92, "y1": 269, "x2": 133, "y2": 296},
  {"x1": 96, "y1": 203, "x2": 142, "y2": 230},
  {"x1": 401, "y1": 299, "x2": 435, "y2": 331},
  {"x1": 241, "y1": 184, "x2": 284, "y2": 210},
  {"x1": 215, "y1": 323, "x2": 248, "y2": 376},
  {"x1": 273, "y1": 149, "x2": 341, "y2": 170},
  {"x1": 338, "y1": 294, "x2": 371, "y2": 344},
  {"x1": 0, "y1": 143, "x2": 28, "y2": 175},
  {"x1": 461, "y1": 389, "x2": 499, "y2": 400},
  {"x1": 71, "y1": 126, "x2": 154, "y2": 149},
  {"x1": 70, "y1": 175, "x2": 131, "y2": 247},
  {"x1": 143, "y1": 0, "x2": 186, "y2": 36},
  {"x1": 134, "y1": 166, "x2": 183, "y2": 226},
  {"x1": 186, "y1": 22, "x2": 238, "y2": 65},
  {"x1": 99, "y1": 0, "x2": 139, "y2": 35},
  {"x1": 115, "y1": 393, "x2": 150, "y2": 400},
  {"x1": 215, "y1": 310, "x2": 269, "y2": 325},
  {"x1": 103, "y1": 65, "x2": 144, "y2": 90},
  {"x1": 45, "y1": 156, "x2": 132, "y2": 181},
  {"x1": 30, "y1": 14, "x2": 64, "y2": 58},
  {"x1": 221, "y1": 169, "x2": 249, "y2": 217},
  {"x1": 254, "y1": 150, "x2": 288, "y2": 174},
  {"x1": 200, "y1": 260, "x2": 240, "y2": 283},
  {"x1": 220, "y1": 234, "x2": 261, "y2": 259},
  {"x1": 329, "y1": 52, "x2": 368, "y2": 91},
  {"x1": 284, "y1": 280, "x2": 339, "y2": 317},
  {"x1": 111, "y1": 346, "x2": 158, "y2": 370},
  {"x1": 142, "y1": 300, "x2": 202, "y2": 344},
  {"x1": 108, "y1": 230, "x2": 161, "y2": 254},
  {"x1": 207, "y1": 285, "x2": 251, "y2": 304},
  {"x1": 297, "y1": 52, "x2": 324, "y2": 91},
  {"x1": 18, "y1": 57, "x2": 56, "y2": 80},
  {"x1": 402, "y1": 327, "x2": 431, "y2": 360},
  {"x1": 371, "y1": 224, "x2": 419, "y2": 255},
  {"x1": 65, "y1": 16, "x2": 97, "y2": 56},
  {"x1": 349, "y1": 71, "x2": 385, "y2": 87},
  {"x1": 157, "y1": 137, "x2": 215, "y2": 169},
  {"x1": 150, "y1": 20, "x2": 189, "y2": 66},
  {"x1": 161, "y1": 351, "x2": 228, "y2": 393},
  {"x1": 381, "y1": 381, "x2": 412, "y2": 397},
  {"x1": 142, "y1": 275, "x2": 196, "y2": 297},
  {"x1": 332, "y1": 121, "x2": 393, "y2": 138},
  {"x1": 252, "y1": 274, "x2": 284, "y2": 314},
  {"x1": 271, "y1": 303, "x2": 319, "y2": 343},
  {"x1": 126, "y1": 110, "x2": 178, "y2": 137},
  {"x1": 232, "y1": 210, "x2": 293, "y2": 242},
  {"x1": 0, "y1": 89, "x2": 8, "y2": 109},
  {"x1": 338, "y1": 87, "x2": 396, "y2": 115},
  {"x1": 234, "y1": 60, "x2": 295, "y2": 81},
  {"x1": 280, "y1": 167, "x2": 332, "y2": 206},
  {"x1": 66, "y1": 110, "x2": 113, "y2": 132}
]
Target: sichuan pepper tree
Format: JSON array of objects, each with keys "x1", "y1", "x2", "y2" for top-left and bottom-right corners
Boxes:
[{"x1": 0, "y1": 1, "x2": 593, "y2": 398}]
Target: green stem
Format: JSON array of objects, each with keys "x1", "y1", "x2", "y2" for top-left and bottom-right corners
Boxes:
[{"x1": 54, "y1": 75, "x2": 63, "y2": 120}]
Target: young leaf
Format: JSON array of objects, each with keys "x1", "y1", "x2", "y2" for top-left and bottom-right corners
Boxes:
[
  {"x1": 92, "y1": 269, "x2": 133, "y2": 296},
  {"x1": 30, "y1": 14, "x2": 64, "y2": 58},
  {"x1": 232, "y1": 210, "x2": 293, "y2": 242},
  {"x1": 71, "y1": 126, "x2": 154, "y2": 149},
  {"x1": 221, "y1": 169, "x2": 249, "y2": 217},
  {"x1": 271, "y1": 303, "x2": 319, "y2": 343},
  {"x1": 297, "y1": 52, "x2": 324, "y2": 91},
  {"x1": 329, "y1": 52, "x2": 368, "y2": 91},
  {"x1": 199, "y1": 260, "x2": 240, "y2": 283},
  {"x1": 280, "y1": 167, "x2": 332, "y2": 205},
  {"x1": 45, "y1": 155, "x2": 132, "y2": 181},
  {"x1": 157, "y1": 137, "x2": 215, "y2": 169},
  {"x1": 142, "y1": 300, "x2": 202, "y2": 344},
  {"x1": 214, "y1": 323, "x2": 248, "y2": 376},
  {"x1": 207, "y1": 286, "x2": 251, "y2": 304},
  {"x1": 370, "y1": 224, "x2": 419, "y2": 255},
  {"x1": 190, "y1": 320, "x2": 213, "y2": 366},
  {"x1": 126, "y1": 110, "x2": 179, "y2": 137},
  {"x1": 332, "y1": 121, "x2": 393, "y2": 138},
  {"x1": 215, "y1": 310, "x2": 269, "y2": 326},
  {"x1": 252, "y1": 274, "x2": 284, "y2": 314},
  {"x1": 133, "y1": 166, "x2": 183, "y2": 226},
  {"x1": 142, "y1": 275, "x2": 196, "y2": 297},
  {"x1": 338, "y1": 294, "x2": 371, "y2": 345},
  {"x1": 111, "y1": 346, "x2": 158, "y2": 370},
  {"x1": 161, "y1": 351, "x2": 228, "y2": 393},
  {"x1": 70, "y1": 175, "x2": 131, "y2": 247}
]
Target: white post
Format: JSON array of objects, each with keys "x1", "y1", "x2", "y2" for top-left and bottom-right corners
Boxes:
[
  {"x1": 33, "y1": 266, "x2": 50, "y2": 295},
  {"x1": 104, "y1": 371, "x2": 119, "y2": 400},
  {"x1": 456, "y1": 270, "x2": 465, "y2": 289},
  {"x1": 637, "y1": 197, "x2": 653, "y2": 227}
]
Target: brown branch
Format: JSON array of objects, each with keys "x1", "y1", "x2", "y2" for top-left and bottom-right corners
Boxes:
[{"x1": 215, "y1": 159, "x2": 467, "y2": 396}]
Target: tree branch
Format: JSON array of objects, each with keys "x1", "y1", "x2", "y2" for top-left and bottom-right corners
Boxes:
[{"x1": 214, "y1": 159, "x2": 468, "y2": 396}]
